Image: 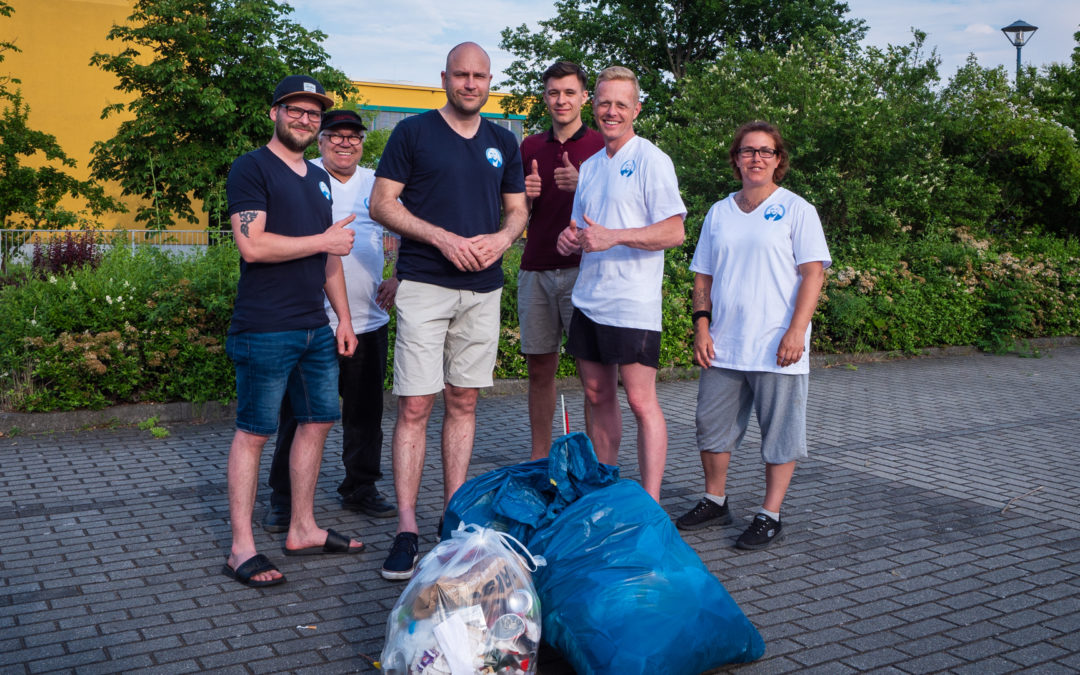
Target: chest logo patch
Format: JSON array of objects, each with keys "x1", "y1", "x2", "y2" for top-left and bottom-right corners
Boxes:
[
  {"x1": 363, "y1": 197, "x2": 370, "y2": 210},
  {"x1": 319, "y1": 181, "x2": 331, "y2": 200},
  {"x1": 764, "y1": 204, "x2": 785, "y2": 221},
  {"x1": 620, "y1": 159, "x2": 636, "y2": 177},
  {"x1": 486, "y1": 148, "x2": 503, "y2": 167}
]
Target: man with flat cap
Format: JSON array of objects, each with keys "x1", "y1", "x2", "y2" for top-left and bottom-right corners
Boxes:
[
  {"x1": 263, "y1": 108, "x2": 399, "y2": 533},
  {"x1": 221, "y1": 75, "x2": 364, "y2": 588}
]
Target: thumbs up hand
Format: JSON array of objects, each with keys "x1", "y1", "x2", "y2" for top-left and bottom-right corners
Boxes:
[
  {"x1": 553, "y1": 152, "x2": 579, "y2": 192},
  {"x1": 323, "y1": 214, "x2": 356, "y2": 255},
  {"x1": 525, "y1": 158, "x2": 542, "y2": 198}
]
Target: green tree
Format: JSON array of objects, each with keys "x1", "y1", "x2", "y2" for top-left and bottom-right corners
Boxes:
[
  {"x1": 498, "y1": 0, "x2": 866, "y2": 128},
  {"x1": 0, "y1": 2, "x2": 119, "y2": 272},
  {"x1": 940, "y1": 58, "x2": 1080, "y2": 237},
  {"x1": 1031, "y1": 29, "x2": 1080, "y2": 142},
  {"x1": 659, "y1": 33, "x2": 947, "y2": 244},
  {"x1": 89, "y1": 0, "x2": 352, "y2": 230}
]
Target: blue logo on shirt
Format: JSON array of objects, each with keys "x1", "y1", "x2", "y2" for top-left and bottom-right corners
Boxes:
[
  {"x1": 319, "y1": 181, "x2": 331, "y2": 200},
  {"x1": 363, "y1": 197, "x2": 370, "y2": 210},
  {"x1": 486, "y1": 148, "x2": 503, "y2": 167},
  {"x1": 764, "y1": 204, "x2": 785, "y2": 221},
  {"x1": 620, "y1": 160, "x2": 635, "y2": 177}
]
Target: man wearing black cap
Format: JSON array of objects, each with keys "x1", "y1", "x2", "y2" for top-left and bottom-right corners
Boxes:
[
  {"x1": 221, "y1": 75, "x2": 365, "y2": 588},
  {"x1": 263, "y1": 109, "x2": 399, "y2": 533}
]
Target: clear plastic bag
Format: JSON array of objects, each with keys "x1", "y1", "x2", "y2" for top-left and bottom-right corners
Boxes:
[{"x1": 380, "y1": 524, "x2": 545, "y2": 675}]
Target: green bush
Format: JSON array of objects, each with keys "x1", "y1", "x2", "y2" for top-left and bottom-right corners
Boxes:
[
  {"x1": 1, "y1": 243, "x2": 237, "y2": 411},
  {"x1": 3, "y1": 229, "x2": 1078, "y2": 413}
]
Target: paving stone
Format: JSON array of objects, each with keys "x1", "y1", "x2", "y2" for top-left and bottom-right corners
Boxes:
[{"x1": 2, "y1": 346, "x2": 1079, "y2": 674}]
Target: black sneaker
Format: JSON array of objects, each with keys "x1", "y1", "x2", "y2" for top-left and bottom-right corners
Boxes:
[
  {"x1": 675, "y1": 498, "x2": 732, "y2": 530},
  {"x1": 735, "y1": 513, "x2": 783, "y2": 550},
  {"x1": 261, "y1": 503, "x2": 291, "y2": 533},
  {"x1": 342, "y1": 491, "x2": 397, "y2": 519},
  {"x1": 381, "y1": 532, "x2": 419, "y2": 581}
]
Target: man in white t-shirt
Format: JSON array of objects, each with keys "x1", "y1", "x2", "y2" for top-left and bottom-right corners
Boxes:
[
  {"x1": 555, "y1": 66, "x2": 686, "y2": 501},
  {"x1": 263, "y1": 109, "x2": 399, "y2": 533}
]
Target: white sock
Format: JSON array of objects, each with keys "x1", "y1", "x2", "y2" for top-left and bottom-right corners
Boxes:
[
  {"x1": 705, "y1": 493, "x2": 726, "y2": 507},
  {"x1": 759, "y1": 507, "x2": 780, "y2": 521}
]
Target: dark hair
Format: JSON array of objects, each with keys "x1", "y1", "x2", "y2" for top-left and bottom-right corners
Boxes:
[
  {"x1": 542, "y1": 61, "x2": 588, "y2": 90},
  {"x1": 728, "y1": 121, "x2": 790, "y2": 183}
]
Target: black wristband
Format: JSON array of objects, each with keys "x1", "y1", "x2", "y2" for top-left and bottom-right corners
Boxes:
[{"x1": 692, "y1": 310, "x2": 712, "y2": 324}]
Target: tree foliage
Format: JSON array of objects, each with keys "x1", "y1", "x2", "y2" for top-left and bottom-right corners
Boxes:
[
  {"x1": 89, "y1": 0, "x2": 352, "y2": 230},
  {"x1": 658, "y1": 31, "x2": 1080, "y2": 245},
  {"x1": 498, "y1": 0, "x2": 866, "y2": 128}
]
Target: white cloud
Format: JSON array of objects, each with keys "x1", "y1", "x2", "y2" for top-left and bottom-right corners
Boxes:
[{"x1": 963, "y1": 23, "x2": 996, "y2": 36}]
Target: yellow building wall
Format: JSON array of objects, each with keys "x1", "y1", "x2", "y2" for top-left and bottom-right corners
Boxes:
[
  {"x1": 2, "y1": 2, "x2": 523, "y2": 232},
  {"x1": 5, "y1": 0, "x2": 149, "y2": 229},
  {"x1": 352, "y1": 80, "x2": 518, "y2": 117}
]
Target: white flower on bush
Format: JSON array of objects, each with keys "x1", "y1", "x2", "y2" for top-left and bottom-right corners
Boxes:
[
  {"x1": 106, "y1": 295, "x2": 113, "y2": 304},
  {"x1": 70, "y1": 281, "x2": 77, "y2": 290},
  {"x1": 48, "y1": 276, "x2": 57, "y2": 284}
]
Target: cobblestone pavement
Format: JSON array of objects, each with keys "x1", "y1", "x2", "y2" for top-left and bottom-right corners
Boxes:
[{"x1": 1, "y1": 347, "x2": 1079, "y2": 674}]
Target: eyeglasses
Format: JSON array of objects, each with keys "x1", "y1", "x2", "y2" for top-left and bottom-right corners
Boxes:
[
  {"x1": 324, "y1": 132, "x2": 364, "y2": 146},
  {"x1": 279, "y1": 104, "x2": 323, "y2": 122},
  {"x1": 737, "y1": 146, "x2": 777, "y2": 159}
]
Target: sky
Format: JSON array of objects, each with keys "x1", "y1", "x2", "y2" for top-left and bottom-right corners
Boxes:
[{"x1": 284, "y1": 0, "x2": 1080, "y2": 88}]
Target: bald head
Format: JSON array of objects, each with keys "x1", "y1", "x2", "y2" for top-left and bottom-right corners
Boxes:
[
  {"x1": 441, "y1": 41, "x2": 493, "y2": 119},
  {"x1": 446, "y1": 41, "x2": 490, "y2": 73}
]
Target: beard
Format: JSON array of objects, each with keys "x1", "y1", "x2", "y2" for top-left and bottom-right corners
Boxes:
[{"x1": 275, "y1": 115, "x2": 316, "y2": 153}]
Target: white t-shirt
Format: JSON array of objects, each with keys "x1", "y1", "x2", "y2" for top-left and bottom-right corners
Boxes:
[
  {"x1": 689, "y1": 187, "x2": 831, "y2": 374},
  {"x1": 313, "y1": 160, "x2": 393, "y2": 334},
  {"x1": 570, "y1": 135, "x2": 687, "y2": 331}
]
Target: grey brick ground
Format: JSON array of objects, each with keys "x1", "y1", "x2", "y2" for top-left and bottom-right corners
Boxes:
[{"x1": 1, "y1": 346, "x2": 1079, "y2": 673}]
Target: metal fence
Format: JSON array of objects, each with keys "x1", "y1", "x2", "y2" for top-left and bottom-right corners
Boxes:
[{"x1": 1, "y1": 229, "x2": 222, "y2": 267}]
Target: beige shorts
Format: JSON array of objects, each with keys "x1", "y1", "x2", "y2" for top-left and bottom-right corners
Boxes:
[
  {"x1": 392, "y1": 280, "x2": 502, "y2": 396},
  {"x1": 517, "y1": 267, "x2": 578, "y2": 354}
]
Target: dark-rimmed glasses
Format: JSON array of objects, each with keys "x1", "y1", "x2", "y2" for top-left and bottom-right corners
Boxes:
[
  {"x1": 737, "y1": 146, "x2": 777, "y2": 159},
  {"x1": 324, "y1": 132, "x2": 365, "y2": 146},
  {"x1": 279, "y1": 104, "x2": 323, "y2": 122}
]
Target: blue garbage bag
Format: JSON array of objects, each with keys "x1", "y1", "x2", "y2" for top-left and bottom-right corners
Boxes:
[
  {"x1": 528, "y1": 479, "x2": 766, "y2": 674},
  {"x1": 442, "y1": 432, "x2": 619, "y2": 542},
  {"x1": 443, "y1": 432, "x2": 765, "y2": 674}
]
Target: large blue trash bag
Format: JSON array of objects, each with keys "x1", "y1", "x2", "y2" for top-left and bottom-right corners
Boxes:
[
  {"x1": 442, "y1": 432, "x2": 619, "y2": 542},
  {"x1": 443, "y1": 432, "x2": 765, "y2": 674},
  {"x1": 528, "y1": 479, "x2": 766, "y2": 674}
]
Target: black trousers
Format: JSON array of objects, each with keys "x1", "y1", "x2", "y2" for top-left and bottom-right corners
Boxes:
[{"x1": 268, "y1": 323, "x2": 389, "y2": 508}]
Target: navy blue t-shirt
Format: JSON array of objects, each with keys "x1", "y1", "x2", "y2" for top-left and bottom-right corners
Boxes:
[
  {"x1": 375, "y1": 110, "x2": 525, "y2": 292},
  {"x1": 226, "y1": 146, "x2": 334, "y2": 334}
]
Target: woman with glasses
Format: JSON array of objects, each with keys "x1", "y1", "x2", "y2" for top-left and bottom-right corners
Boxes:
[{"x1": 675, "y1": 120, "x2": 831, "y2": 551}]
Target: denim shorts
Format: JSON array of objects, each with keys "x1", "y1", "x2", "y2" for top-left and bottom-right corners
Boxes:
[{"x1": 226, "y1": 327, "x2": 341, "y2": 436}]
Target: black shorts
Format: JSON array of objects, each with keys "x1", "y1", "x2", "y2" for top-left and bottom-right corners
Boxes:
[{"x1": 565, "y1": 308, "x2": 661, "y2": 368}]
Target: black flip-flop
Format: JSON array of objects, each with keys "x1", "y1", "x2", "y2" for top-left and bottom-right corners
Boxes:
[
  {"x1": 221, "y1": 553, "x2": 286, "y2": 587},
  {"x1": 283, "y1": 528, "x2": 365, "y2": 556}
]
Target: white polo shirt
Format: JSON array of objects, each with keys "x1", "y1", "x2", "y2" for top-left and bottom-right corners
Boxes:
[
  {"x1": 313, "y1": 160, "x2": 394, "y2": 335},
  {"x1": 690, "y1": 187, "x2": 831, "y2": 374},
  {"x1": 570, "y1": 135, "x2": 687, "y2": 331}
]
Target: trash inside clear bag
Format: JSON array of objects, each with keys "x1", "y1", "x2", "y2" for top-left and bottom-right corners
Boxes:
[{"x1": 380, "y1": 524, "x2": 545, "y2": 675}]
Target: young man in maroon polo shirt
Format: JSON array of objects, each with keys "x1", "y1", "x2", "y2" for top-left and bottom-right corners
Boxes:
[{"x1": 518, "y1": 61, "x2": 605, "y2": 459}]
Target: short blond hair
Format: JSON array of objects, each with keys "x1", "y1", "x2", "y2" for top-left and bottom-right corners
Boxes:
[{"x1": 595, "y1": 66, "x2": 639, "y2": 102}]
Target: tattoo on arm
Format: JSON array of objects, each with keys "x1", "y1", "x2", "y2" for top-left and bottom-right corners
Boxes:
[
  {"x1": 692, "y1": 285, "x2": 710, "y2": 311},
  {"x1": 238, "y1": 211, "x2": 258, "y2": 238}
]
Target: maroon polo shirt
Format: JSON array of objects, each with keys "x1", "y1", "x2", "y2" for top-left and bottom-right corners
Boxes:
[{"x1": 519, "y1": 124, "x2": 605, "y2": 271}]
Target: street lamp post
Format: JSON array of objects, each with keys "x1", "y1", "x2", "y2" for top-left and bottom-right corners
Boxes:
[{"x1": 1001, "y1": 20, "x2": 1038, "y2": 84}]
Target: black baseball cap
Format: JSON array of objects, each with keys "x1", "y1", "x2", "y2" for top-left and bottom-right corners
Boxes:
[
  {"x1": 320, "y1": 109, "x2": 368, "y2": 132},
  {"x1": 272, "y1": 75, "x2": 334, "y2": 110}
]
